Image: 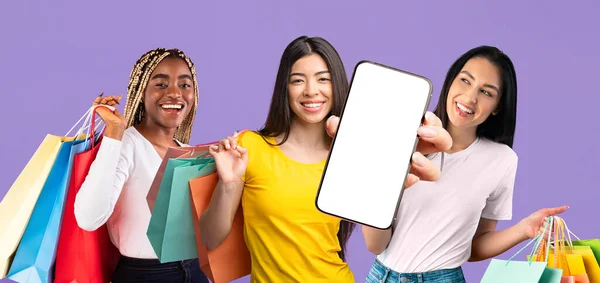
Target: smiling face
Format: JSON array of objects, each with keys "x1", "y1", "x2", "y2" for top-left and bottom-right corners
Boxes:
[
  {"x1": 141, "y1": 56, "x2": 195, "y2": 130},
  {"x1": 446, "y1": 57, "x2": 502, "y2": 132},
  {"x1": 287, "y1": 53, "x2": 333, "y2": 125}
]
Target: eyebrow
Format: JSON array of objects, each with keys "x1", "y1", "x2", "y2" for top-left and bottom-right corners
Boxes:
[
  {"x1": 460, "y1": 71, "x2": 500, "y2": 93},
  {"x1": 289, "y1": 70, "x2": 330, "y2": 77},
  {"x1": 150, "y1": 74, "x2": 193, "y2": 81}
]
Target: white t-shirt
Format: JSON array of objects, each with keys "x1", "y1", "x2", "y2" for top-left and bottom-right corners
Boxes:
[
  {"x1": 74, "y1": 127, "x2": 183, "y2": 259},
  {"x1": 377, "y1": 137, "x2": 518, "y2": 272}
]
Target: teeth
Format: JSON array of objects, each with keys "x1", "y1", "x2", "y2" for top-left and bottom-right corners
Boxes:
[
  {"x1": 161, "y1": 104, "x2": 182, "y2": 109},
  {"x1": 302, "y1": 103, "x2": 323, "y2": 108},
  {"x1": 457, "y1": 102, "x2": 474, "y2": 114}
]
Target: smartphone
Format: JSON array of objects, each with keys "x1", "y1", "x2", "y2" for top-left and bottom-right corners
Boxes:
[{"x1": 315, "y1": 60, "x2": 433, "y2": 230}]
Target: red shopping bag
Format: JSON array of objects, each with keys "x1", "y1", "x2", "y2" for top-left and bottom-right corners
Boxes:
[{"x1": 54, "y1": 106, "x2": 120, "y2": 283}]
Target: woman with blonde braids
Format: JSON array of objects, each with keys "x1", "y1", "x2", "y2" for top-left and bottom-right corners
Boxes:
[{"x1": 73, "y1": 48, "x2": 209, "y2": 282}]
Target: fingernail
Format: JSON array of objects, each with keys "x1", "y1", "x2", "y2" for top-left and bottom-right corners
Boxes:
[
  {"x1": 417, "y1": 126, "x2": 437, "y2": 138},
  {"x1": 425, "y1": 111, "x2": 435, "y2": 123},
  {"x1": 412, "y1": 152, "x2": 427, "y2": 167}
]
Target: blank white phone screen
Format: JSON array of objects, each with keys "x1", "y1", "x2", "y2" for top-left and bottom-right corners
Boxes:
[{"x1": 316, "y1": 61, "x2": 432, "y2": 230}]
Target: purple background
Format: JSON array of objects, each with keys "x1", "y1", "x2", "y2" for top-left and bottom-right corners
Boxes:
[{"x1": 1, "y1": 1, "x2": 598, "y2": 282}]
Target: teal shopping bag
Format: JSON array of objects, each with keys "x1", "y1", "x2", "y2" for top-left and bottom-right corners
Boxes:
[
  {"x1": 481, "y1": 217, "x2": 563, "y2": 283},
  {"x1": 147, "y1": 155, "x2": 216, "y2": 263}
]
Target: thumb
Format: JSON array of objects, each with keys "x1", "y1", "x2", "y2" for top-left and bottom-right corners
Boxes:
[
  {"x1": 114, "y1": 108, "x2": 123, "y2": 118},
  {"x1": 237, "y1": 146, "x2": 248, "y2": 163},
  {"x1": 326, "y1": 116, "x2": 340, "y2": 138}
]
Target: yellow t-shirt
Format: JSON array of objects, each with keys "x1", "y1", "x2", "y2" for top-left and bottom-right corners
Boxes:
[{"x1": 237, "y1": 131, "x2": 354, "y2": 283}]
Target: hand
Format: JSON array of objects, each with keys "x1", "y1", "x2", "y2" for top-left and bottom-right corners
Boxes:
[
  {"x1": 93, "y1": 93, "x2": 126, "y2": 140},
  {"x1": 517, "y1": 206, "x2": 570, "y2": 239},
  {"x1": 209, "y1": 132, "x2": 248, "y2": 184},
  {"x1": 325, "y1": 112, "x2": 453, "y2": 189}
]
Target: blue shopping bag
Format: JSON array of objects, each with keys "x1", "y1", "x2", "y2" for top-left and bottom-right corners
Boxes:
[{"x1": 6, "y1": 138, "x2": 89, "y2": 283}]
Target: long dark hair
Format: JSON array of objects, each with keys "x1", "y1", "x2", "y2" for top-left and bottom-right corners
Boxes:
[
  {"x1": 433, "y1": 46, "x2": 518, "y2": 148},
  {"x1": 257, "y1": 36, "x2": 356, "y2": 261}
]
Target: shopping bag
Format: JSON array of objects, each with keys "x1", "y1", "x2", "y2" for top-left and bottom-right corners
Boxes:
[
  {"x1": 146, "y1": 144, "x2": 213, "y2": 212},
  {"x1": 147, "y1": 155, "x2": 216, "y2": 263},
  {"x1": 546, "y1": 217, "x2": 599, "y2": 283},
  {"x1": 189, "y1": 172, "x2": 251, "y2": 283},
  {"x1": 0, "y1": 134, "x2": 63, "y2": 278},
  {"x1": 6, "y1": 107, "x2": 101, "y2": 283},
  {"x1": 572, "y1": 240, "x2": 600, "y2": 266},
  {"x1": 481, "y1": 216, "x2": 562, "y2": 283},
  {"x1": 529, "y1": 216, "x2": 590, "y2": 283},
  {"x1": 54, "y1": 105, "x2": 120, "y2": 283}
]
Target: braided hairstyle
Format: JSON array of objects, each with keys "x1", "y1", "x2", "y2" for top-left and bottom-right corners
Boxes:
[{"x1": 122, "y1": 48, "x2": 199, "y2": 144}]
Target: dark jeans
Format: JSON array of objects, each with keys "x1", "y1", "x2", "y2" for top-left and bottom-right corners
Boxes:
[{"x1": 111, "y1": 256, "x2": 210, "y2": 283}]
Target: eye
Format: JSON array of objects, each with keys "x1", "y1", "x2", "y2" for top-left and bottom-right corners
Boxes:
[
  {"x1": 155, "y1": 83, "x2": 167, "y2": 88},
  {"x1": 290, "y1": 79, "x2": 304, "y2": 84},
  {"x1": 461, "y1": 78, "x2": 470, "y2": 85},
  {"x1": 318, "y1": 77, "x2": 331, "y2": 82},
  {"x1": 180, "y1": 83, "x2": 191, "y2": 88},
  {"x1": 481, "y1": 89, "x2": 492, "y2": 97}
]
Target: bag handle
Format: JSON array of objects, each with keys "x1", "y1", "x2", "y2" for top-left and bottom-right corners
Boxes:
[
  {"x1": 85, "y1": 105, "x2": 115, "y2": 149},
  {"x1": 505, "y1": 216, "x2": 553, "y2": 266},
  {"x1": 64, "y1": 106, "x2": 103, "y2": 138}
]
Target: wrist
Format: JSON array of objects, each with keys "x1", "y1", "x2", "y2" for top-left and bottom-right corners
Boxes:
[
  {"x1": 104, "y1": 125, "x2": 125, "y2": 141},
  {"x1": 514, "y1": 220, "x2": 530, "y2": 242}
]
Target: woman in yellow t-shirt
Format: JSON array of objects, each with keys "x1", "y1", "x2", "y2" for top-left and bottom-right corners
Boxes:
[{"x1": 199, "y1": 35, "x2": 453, "y2": 282}]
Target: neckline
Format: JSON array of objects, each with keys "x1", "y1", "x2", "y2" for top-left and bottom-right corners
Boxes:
[
  {"x1": 264, "y1": 136, "x2": 327, "y2": 166},
  {"x1": 130, "y1": 127, "x2": 183, "y2": 160},
  {"x1": 431, "y1": 137, "x2": 481, "y2": 160}
]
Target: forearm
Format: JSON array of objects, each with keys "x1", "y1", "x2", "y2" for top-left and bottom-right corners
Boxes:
[
  {"x1": 362, "y1": 226, "x2": 393, "y2": 255},
  {"x1": 469, "y1": 222, "x2": 528, "y2": 262},
  {"x1": 200, "y1": 180, "x2": 244, "y2": 250}
]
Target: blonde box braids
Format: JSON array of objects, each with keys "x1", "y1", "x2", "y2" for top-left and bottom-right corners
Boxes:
[{"x1": 122, "y1": 48, "x2": 199, "y2": 145}]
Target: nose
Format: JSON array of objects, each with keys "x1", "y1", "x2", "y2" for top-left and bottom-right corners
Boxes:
[
  {"x1": 465, "y1": 88, "x2": 478, "y2": 104},
  {"x1": 303, "y1": 80, "x2": 318, "y2": 96},
  {"x1": 165, "y1": 84, "x2": 181, "y2": 98}
]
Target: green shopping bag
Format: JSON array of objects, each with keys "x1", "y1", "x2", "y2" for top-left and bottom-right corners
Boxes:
[
  {"x1": 481, "y1": 216, "x2": 563, "y2": 283},
  {"x1": 147, "y1": 154, "x2": 216, "y2": 263}
]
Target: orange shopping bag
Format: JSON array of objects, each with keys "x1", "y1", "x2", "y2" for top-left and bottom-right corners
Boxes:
[{"x1": 189, "y1": 171, "x2": 251, "y2": 283}]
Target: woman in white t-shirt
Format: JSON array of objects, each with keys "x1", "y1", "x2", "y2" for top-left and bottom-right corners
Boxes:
[
  {"x1": 73, "y1": 48, "x2": 209, "y2": 282},
  {"x1": 361, "y1": 46, "x2": 568, "y2": 283}
]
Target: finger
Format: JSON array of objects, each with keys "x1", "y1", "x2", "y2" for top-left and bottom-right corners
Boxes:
[
  {"x1": 416, "y1": 125, "x2": 453, "y2": 155},
  {"x1": 325, "y1": 116, "x2": 340, "y2": 138},
  {"x1": 208, "y1": 145, "x2": 219, "y2": 157},
  {"x1": 404, "y1": 174, "x2": 420, "y2": 189},
  {"x1": 218, "y1": 139, "x2": 227, "y2": 151},
  {"x1": 423, "y1": 111, "x2": 442, "y2": 127},
  {"x1": 113, "y1": 109, "x2": 124, "y2": 119},
  {"x1": 409, "y1": 152, "x2": 440, "y2": 182},
  {"x1": 220, "y1": 138, "x2": 231, "y2": 150},
  {"x1": 93, "y1": 93, "x2": 104, "y2": 105},
  {"x1": 540, "y1": 206, "x2": 570, "y2": 217},
  {"x1": 237, "y1": 146, "x2": 248, "y2": 163},
  {"x1": 227, "y1": 136, "x2": 238, "y2": 150}
]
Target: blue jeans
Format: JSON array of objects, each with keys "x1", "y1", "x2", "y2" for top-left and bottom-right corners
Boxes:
[
  {"x1": 366, "y1": 259, "x2": 466, "y2": 283},
  {"x1": 111, "y1": 256, "x2": 210, "y2": 283}
]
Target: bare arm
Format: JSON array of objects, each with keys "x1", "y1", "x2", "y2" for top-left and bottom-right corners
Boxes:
[
  {"x1": 199, "y1": 180, "x2": 244, "y2": 250},
  {"x1": 468, "y1": 218, "x2": 528, "y2": 262},
  {"x1": 362, "y1": 226, "x2": 393, "y2": 255}
]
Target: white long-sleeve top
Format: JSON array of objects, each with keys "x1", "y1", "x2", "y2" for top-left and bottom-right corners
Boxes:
[{"x1": 74, "y1": 126, "x2": 183, "y2": 259}]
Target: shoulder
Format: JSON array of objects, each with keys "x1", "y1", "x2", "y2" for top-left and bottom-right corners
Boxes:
[
  {"x1": 478, "y1": 138, "x2": 518, "y2": 167},
  {"x1": 237, "y1": 130, "x2": 270, "y2": 149}
]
